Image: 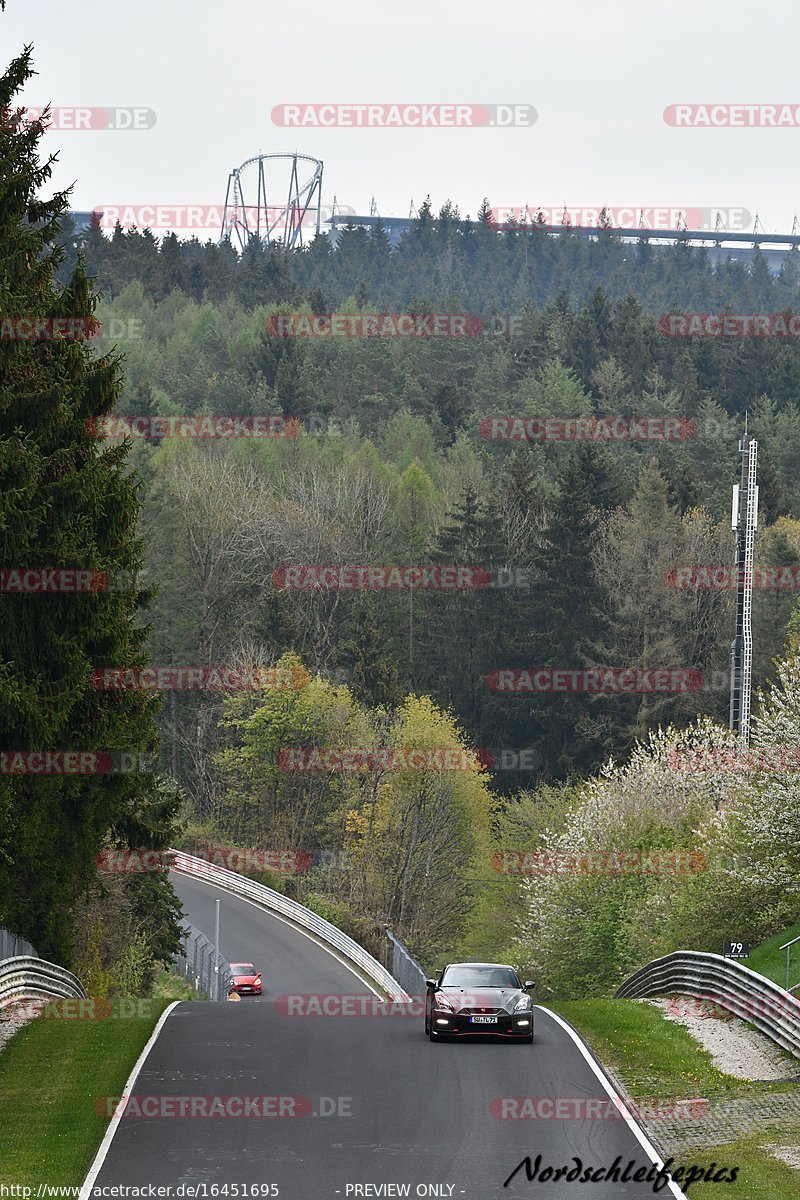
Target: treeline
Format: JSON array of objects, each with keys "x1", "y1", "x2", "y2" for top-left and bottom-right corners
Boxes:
[
  {"x1": 61, "y1": 200, "x2": 800, "y2": 325},
  {"x1": 80, "y1": 280, "x2": 800, "y2": 519},
  {"x1": 138, "y1": 428, "x2": 800, "y2": 805},
  {"x1": 86, "y1": 212, "x2": 800, "y2": 977}
]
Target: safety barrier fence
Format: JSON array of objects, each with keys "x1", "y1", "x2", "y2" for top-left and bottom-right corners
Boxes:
[
  {"x1": 0, "y1": 955, "x2": 86, "y2": 1007},
  {"x1": 386, "y1": 929, "x2": 428, "y2": 997},
  {"x1": 173, "y1": 920, "x2": 234, "y2": 1000},
  {"x1": 617, "y1": 950, "x2": 800, "y2": 1058},
  {"x1": 0, "y1": 927, "x2": 38, "y2": 961}
]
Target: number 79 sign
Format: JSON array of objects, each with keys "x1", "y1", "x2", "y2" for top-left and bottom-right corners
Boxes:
[{"x1": 723, "y1": 940, "x2": 750, "y2": 959}]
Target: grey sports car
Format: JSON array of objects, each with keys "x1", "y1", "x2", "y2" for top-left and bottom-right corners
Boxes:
[{"x1": 424, "y1": 961, "x2": 535, "y2": 1042}]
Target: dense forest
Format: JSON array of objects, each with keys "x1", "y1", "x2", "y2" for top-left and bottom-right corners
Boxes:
[
  {"x1": 56, "y1": 208, "x2": 800, "y2": 983},
  {"x1": 65, "y1": 212, "x2": 800, "y2": 792},
  {"x1": 4, "y1": 90, "x2": 800, "y2": 989}
]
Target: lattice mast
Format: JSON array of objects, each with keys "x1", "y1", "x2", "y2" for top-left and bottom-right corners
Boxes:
[{"x1": 729, "y1": 431, "x2": 758, "y2": 742}]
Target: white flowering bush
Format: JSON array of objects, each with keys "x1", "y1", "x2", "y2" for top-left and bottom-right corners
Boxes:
[{"x1": 514, "y1": 651, "x2": 800, "y2": 996}]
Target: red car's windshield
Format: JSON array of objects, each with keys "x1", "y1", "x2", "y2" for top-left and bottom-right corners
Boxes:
[{"x1": 231, "y1": 964, "x2": 256, "y2": 975}]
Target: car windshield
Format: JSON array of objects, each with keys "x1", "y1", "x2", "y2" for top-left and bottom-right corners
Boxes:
[
  {"x1": 232, "y1": 964, "x2": 256, "y2": 975},
  {"x1": 441, "y1": 966, "x2": 520, "y2": 989}
]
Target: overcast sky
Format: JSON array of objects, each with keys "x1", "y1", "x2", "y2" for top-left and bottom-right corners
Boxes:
[{"x1": 4, "y1": 0, "x2": 800, "y2": 238}]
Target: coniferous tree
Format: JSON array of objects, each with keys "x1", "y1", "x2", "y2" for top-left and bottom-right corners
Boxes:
[
  {"x1": 336, "y1": 595, "x2": 401, "y2": 708},
  {"x1": 527, "y1": 446, "x2": 617, "y2": 778},
  {"x1": 0, "y1": 38, "x2": 169, "y2": 960},
  {"x1": 416, "y1": 487, "x2": 507, "y2": 751}
]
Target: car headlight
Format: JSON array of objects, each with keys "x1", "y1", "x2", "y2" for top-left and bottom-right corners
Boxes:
[
  {"x1": 513, "y1": 996, "x2": 532, "y2": 1012},
  {"x1": 434, "y1": 994, "x2": 455, "y2": 1011}
]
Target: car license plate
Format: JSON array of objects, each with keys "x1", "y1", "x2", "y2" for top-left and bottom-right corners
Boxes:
[{"x1": 470, "y1": 1015, "x2": 497, "y2": 1024}]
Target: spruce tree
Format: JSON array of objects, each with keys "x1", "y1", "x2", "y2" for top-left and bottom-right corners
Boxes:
[
  {"x1": 528, "y1": 446, "x2": 617, "y2": 778},
  {"x1": 0, "y1": 38, "x2": 164, "y2": 960}
]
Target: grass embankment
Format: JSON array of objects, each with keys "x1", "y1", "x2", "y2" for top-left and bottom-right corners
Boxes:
[
  {"x1": 552, "y1": 998, "x2": 800, "y2": 1199},
  {"x1": 0, "y1": 994, "x2": 175, "y2": 1188},
  {"x1": 153, "y1": 968, "x2": 196, "y2": 1003},
  {"x1": 746, "y1": 922, "x2": 800, "y2": 990}
]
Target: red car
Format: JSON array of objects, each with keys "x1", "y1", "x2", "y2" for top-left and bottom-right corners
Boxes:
[{"x1": 229, "y1": 962, "x2": 263, "y2": 995}]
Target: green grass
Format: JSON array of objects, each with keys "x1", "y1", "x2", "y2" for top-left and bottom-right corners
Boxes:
[
  {"x1": 550, "y1": 999, "x2": 800, "y2": 1199},
  {"x1": 0, "y1": 999, "x2": 174, "y2": 1187},
  {"x1": 152, "y1": 968, "x2": 197, "y2": 1002},
  {"x1": 552, "y1": 999, "x2": 797, "y2": 1102},
  {"x1": 747, "y1": 922, "x2": 800, "y2": 989},
  {"x1": 687, "y1": 1140, "x2": 800, "y2": 1199}
]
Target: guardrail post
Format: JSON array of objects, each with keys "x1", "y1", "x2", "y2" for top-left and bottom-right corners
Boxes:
[{"x1": 780, "y1": 934, "x2": 800, "y2": 992}]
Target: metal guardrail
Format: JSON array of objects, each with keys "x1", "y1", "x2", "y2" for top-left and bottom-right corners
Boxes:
[
  {"x1": 171, "y1": 850, "x2": 410, "y2": 1001},
  {"x1": 386, "y1": 930, "x2": 427, "y2": 997},
  {"x1": 0, "y1": 955, "x2": 86, "y2": 1007},
  {"x1": 173, "y1": 921, "x2": 233, "y2": 1000},
  {"x1": 616, "y1": 950, "x2": 800, "y2": 1059},
  {"x1": 779, "y1": 934, "x2": 800, "y2": 993},
  {"x1": 0, "y1": 927, "x2": 39, "y2": 961}
]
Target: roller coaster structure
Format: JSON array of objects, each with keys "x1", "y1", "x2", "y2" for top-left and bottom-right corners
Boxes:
[{"x1": 220, "y1": 153, "x2": 324, "y2": 250}]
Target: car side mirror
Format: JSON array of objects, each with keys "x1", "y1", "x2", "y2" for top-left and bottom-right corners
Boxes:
[
  {"x1": 425, "y1": 979, "x2": 438, "y2": 990},
  {"x1": 524, "y1": 980, "x2": 535, "y2": 990}
]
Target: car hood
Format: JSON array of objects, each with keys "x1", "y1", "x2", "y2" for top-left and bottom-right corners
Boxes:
[
  {"x1": 435, "y1": 987, "x2": 529, "y2": 1014},
  {"x1": 232, "y1": 974, "x2": 260, "y2": 984}
]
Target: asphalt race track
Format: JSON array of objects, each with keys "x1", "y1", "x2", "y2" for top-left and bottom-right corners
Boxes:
[{"x1": 87, "y1": 872, "x2": 687, "y2": 1199}]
